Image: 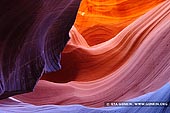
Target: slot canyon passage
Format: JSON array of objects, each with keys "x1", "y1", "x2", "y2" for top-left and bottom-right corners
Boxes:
[{"x1": 0, "y1": 0, "x2": 170, "y2": 113}]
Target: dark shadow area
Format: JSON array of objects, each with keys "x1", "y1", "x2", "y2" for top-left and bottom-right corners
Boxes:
[{"x1": 41, "y1": 53, "x2": 78, "y2": 83}]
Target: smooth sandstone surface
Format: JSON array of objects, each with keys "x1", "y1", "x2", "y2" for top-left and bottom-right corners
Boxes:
[
  {"x1": 1, "y1": 83, "x2": 170, "y2": 113},
  {"x1": 75, "y1": 0, "x2": 165, "y2": 45},
  {"x1": 15, "y1": 0, "x2": 170, "y2": 108},
  {"x1": 0, "y1": 0, "x2": 170, "y2": 113}
]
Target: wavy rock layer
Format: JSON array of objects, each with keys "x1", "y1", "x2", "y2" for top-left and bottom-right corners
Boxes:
[
  {"x1": 1, "y1": 83, "x2": 170, "y2": 113},
  {"x1": 0, "y1": 0, "x2": 170, "y2": 113},
  {"x1": 14, "y1": 0, "x2": 170, "y2": 109},
  {"x1": 0, "y1": 0, "x2": 81, "y2": 99},
  {"x1": 74, "y1": 0, "x2": 165, "y2": 45}
]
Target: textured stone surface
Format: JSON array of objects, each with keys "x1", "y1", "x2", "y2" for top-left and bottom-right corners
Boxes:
[
  {"x1": 0, "y1": 0, "x2": 81, "y2": 99},
  {"x1": 1, "y1": 0, "x2": 170, "y2": 113},
  {"x1": 15, "y1": 0, "x2": 170, "y2": 108}
]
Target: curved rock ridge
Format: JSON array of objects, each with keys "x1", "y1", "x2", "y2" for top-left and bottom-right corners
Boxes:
[
  {"x1": 1, "y1": 0, "x2": 170, "y2": 112},
  {"x1": 0, "y1": 0, "x2": 81, "y2": 99},
  {"x1": 1, "y1": 83, "x2": 170, "y2": 113},
  {"x1": 15, "y1": 0, "x2": 170, "y2": 108},
  {"x1": 42, "y1": 0, "x2": 170, "y2": 82}
]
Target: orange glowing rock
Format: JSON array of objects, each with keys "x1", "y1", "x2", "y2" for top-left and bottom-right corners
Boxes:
[{"x1": 75, "y1": 0, "x2": 165, "y2": 45}]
